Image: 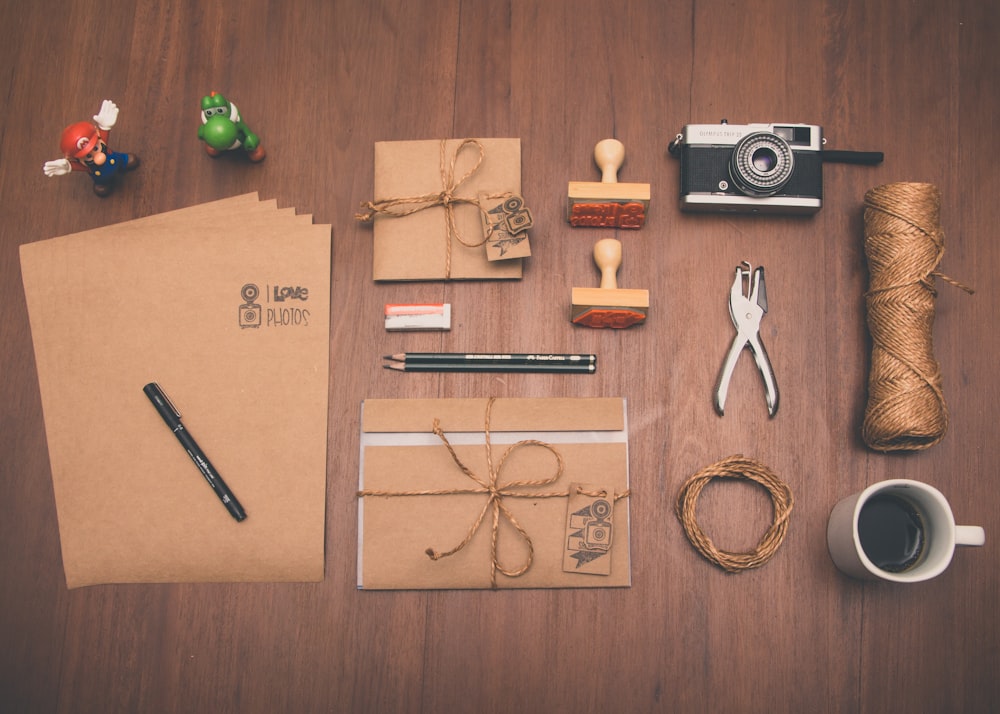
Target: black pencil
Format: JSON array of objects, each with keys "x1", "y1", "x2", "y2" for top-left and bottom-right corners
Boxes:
[
  {"x1": 383, "y1": 361, "x2": 596, "y2": 374},
  {"x1": 383, "y1": 352, "x2": 597, "y2": 365}
]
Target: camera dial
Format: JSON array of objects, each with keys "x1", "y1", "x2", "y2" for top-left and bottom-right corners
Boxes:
[{"x1": 729, "y1": 131, "x2": 795, "y2": 197}]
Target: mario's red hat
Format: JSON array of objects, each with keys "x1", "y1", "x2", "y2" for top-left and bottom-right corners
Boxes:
[{"x1": 60, "y1": 121, "x2": 100, "y2": 159}]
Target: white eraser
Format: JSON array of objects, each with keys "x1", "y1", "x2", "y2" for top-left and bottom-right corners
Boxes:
[{"x1": 384, "y1": 303, "x2": 451, "y2": 331}]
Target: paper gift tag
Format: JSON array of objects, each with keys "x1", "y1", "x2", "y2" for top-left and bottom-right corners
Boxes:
[
  {"x1": 563, "y1": 482, "x2": 616, "y2": 576},
  {"x1": 480, "y1": 192, "x2": 532, "y2": 261}
]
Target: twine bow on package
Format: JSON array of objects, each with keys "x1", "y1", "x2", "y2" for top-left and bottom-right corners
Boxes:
[{"x1": 356, "y1": 138, "x2": 531, "y2": 281}]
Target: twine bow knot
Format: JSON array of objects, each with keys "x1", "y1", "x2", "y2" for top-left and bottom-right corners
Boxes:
[
  {"x1": 422, "y1": 398, "x2": 567, "y2": 587},
  {"x1": 355, "y1": 139, "x2": 494, "y2": 278},
  {"x1": 359, "y1": 398, "x2": 567, "y2": 587}
]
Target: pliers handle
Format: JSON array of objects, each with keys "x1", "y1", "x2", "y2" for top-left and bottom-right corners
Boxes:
[{"x1": 714, "y1": 263, "x2": 779, "y2": 417}]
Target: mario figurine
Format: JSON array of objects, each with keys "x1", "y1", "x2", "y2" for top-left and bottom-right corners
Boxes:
[
  {"x1": 197, "y1": 92, "x2": 265, "y2": 162},
  {"x1": 43, "y1": 100, "x2": 140, "y2": 197}
]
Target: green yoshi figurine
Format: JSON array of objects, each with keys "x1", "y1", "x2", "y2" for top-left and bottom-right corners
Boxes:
[{"x1": 197, "y1": 92, "x2": 266, "y2": 162}]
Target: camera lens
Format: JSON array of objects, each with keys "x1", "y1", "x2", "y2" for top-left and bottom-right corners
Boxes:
[
  {"x1": 729, "y1": 132, "x2": 795, "y2": 196},
  {"x1": 752, "y1": 148, "x2": 777, "y2": 172}
]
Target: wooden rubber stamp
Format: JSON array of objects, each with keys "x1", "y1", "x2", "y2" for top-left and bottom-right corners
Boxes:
[
  {"x1": 567, "y1": 139, "x2": 650, "y2": 228},
  {"x1": 571, "y1": 238, "x2": 649, "y2": 328}
]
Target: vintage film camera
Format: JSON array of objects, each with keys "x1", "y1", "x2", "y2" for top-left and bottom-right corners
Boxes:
[{"x1": 669, "y1": 121, "x2": 825, "y2": 215}]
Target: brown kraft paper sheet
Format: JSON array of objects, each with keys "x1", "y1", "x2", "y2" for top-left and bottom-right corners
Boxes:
[{"x1": 20, "y1": 194, "x2": 331, "y2": 588}]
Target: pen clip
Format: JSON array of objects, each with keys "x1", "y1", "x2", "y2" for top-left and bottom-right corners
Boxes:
[{"x1": 144, "y1": 382, "x2": 182, "y2": 420}]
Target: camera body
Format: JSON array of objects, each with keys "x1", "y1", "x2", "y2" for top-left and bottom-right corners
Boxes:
[{"x1": 674, "y1": 122, "x2": 824, "y2": 215}]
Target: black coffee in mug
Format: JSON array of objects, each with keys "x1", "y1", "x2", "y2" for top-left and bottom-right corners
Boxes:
[{"x1": 857, "y1": 494, "x2": 926, "y2": 572}]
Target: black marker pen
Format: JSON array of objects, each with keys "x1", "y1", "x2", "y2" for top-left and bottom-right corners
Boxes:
[{"x1": 143, "y1": 382, "x2": 247, "y2": 522}]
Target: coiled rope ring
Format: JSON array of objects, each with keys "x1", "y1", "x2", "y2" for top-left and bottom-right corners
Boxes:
[{"x1": 675, "y1": 455, "x2": 794, "y2": 573}]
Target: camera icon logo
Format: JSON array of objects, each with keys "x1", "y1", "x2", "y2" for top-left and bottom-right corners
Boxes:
[
  {"x1": 238, "y1": 283, "x2": 261, "y2": 329},
  {"x1": 582, "y1": 498, "x2": 613, "y2": 552}
]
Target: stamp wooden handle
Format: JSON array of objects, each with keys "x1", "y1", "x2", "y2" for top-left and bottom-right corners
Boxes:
[
  {"x1": 594, "y1": 139, "x2": 624, "y2": 183},
  {"x1": 593, "y1": 238, "x2": 622, "y2": 290}
]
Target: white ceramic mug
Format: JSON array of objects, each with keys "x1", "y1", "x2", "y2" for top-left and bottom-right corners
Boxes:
[{"x1": 827, "y1": 479, "x2": 985, "y2": 582}]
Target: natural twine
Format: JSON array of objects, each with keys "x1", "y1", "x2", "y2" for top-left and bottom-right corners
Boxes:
[
  {"x1": 355, "y1": 139, "x2": 503, "y2": 279},
  {"x1": 862, "y1": 182, "x2": 973, "y2": 452},
  {"x1": 357, "y1": 397, "x2": 630, "y2": 588},
  {"x1": 675, "y1": 455, "x2": 793, "y2": 573}
]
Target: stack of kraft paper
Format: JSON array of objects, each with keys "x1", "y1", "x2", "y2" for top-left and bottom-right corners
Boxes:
[{"x1": 20, "y1": 193, "x2": 331, "y2": 588}]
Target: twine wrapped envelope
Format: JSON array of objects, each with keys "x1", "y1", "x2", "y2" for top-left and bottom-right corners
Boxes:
[
  {"x1": 361, "y1": 138, "x2": 524, "y2": 281},
  {"x1": 357, "y1": 397, "x2": 631, "y2": 590}
]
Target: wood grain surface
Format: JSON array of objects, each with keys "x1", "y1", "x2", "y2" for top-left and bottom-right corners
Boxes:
[{"x1": 1, "y1": 1, "x2": 997, "y2": 712}]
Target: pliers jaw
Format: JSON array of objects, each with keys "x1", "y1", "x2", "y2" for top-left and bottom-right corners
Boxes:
[{"x1": 714, "y1": 262, "x2": 779, "y2": 417}]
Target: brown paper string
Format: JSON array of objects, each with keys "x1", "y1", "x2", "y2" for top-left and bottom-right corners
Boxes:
[
  {"x1": 357, "y1": 397, "x2": 630, "y2": 588},
  {"x1": 862, "y1": 182, "x2": 974, "y2": 452},
  {"x1": 675, "y1": 455, "x2": 793, "y2": 573},
  {"x1": 356, "y1": 139, "x2": 509, "y2": 278}
]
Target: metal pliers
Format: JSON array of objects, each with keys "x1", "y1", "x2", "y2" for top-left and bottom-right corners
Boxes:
[{"x1": 714, "y1": 262, "x2": 779, "y2": 417}]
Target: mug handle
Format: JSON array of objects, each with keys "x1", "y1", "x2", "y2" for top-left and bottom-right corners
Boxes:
[{"x1": 955, "y1": 525, "x2": 986, "y2": 547}]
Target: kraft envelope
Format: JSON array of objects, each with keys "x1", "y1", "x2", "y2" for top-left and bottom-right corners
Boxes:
[
  {"x1": 20, "y1": 194, "x2": 330, "y2": 588},
  {"x1": 370, "y1": 138, "x2": 524, "y2": 281},
  {"x1": 358, "y1": 397, "x2": 631, "y2": 589}
]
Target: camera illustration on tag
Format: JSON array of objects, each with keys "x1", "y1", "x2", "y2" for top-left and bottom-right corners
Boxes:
[
  {"x1": 563, "y1": 483, "x2": 615, "y2": 576},
  {"x1": 480, "y1": 192, "x2": 533, "y2": 261},
  {"x1": 669, "y1": 121, "x2": 824, "y2": 215}
]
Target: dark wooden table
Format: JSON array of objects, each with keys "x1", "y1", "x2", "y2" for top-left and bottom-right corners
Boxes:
[{"x1": 2, "y1": 1, "x2": 997, "y2": 712}]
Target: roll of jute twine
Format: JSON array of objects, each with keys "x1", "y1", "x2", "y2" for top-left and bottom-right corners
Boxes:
[
  {"x1": 675, "y1": 455, "x2": 793, "y2": 573},
  {"x1": 862, "y1": 182, "x2": 973, "y2": 452}
]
